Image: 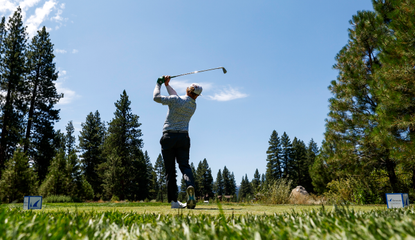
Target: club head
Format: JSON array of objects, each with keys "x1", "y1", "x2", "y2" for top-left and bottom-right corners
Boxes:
[{"x1": 222, "y1": 67, "x2": 227, "y2": 74}]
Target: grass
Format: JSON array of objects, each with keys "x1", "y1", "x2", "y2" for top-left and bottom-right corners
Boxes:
[
  {"x1": 3, "y1": 201, "x2": 387, "y2": 215},
  {"x1": 1, "y1": 202, "x2": 414, "y2": 239}
]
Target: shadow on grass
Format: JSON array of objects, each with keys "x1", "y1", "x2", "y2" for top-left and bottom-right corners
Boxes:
[{"x1": 189, "y1": 208, "x2": 243, "y2": 211}]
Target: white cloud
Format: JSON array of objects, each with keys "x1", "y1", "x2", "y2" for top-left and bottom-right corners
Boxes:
[
  {"x1": 207, "y1": 86, "x2": 248, "y2": 102},
  {"x1": 25, "y1": 0, "x2": 56, "y2": 37},
  {"x1": 1, "y1": 0, "x2": 66, "y2": 37},
  {"x1": 51, "y1": 3, "x2": 64, "y2": 21},
  {"x1": 55, "y1": 48, "x2": 66, "y2": 54},
  {"x1": 55, "y1": 81, "x2": 80, "y2": 105},
  {"x1": 72, "y1": 49, "x2": 78, "y2": 54}
]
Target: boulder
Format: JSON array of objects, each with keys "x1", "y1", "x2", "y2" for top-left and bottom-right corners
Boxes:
[{"x1": 289, "y1": 186, "x2": 310, "y2": 204}]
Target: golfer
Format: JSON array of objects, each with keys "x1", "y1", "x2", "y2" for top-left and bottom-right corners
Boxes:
[{"x1": 153, "y1": 75, "x2": 202, "y2": 209}]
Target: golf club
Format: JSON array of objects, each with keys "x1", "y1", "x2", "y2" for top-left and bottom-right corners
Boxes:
[{"x1": 157, "y1": 67, "x2": 227, "y2": 85}]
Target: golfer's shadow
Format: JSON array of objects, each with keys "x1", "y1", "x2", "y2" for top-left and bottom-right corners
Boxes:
[{"x1": 189, "y1": 208, "x2": 243, "y2": 211}]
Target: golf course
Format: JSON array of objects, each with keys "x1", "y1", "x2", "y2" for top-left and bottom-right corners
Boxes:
[{"x1": 1, "y1": 202, "x2": 414, "y2": 239}]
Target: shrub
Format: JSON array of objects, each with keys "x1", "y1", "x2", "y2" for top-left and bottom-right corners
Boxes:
[
  {"x1": 43, "y1": 195, "x2": 73, "y2": 203},
  {"x1": 258, "y1": 178, "x2": 292, "y2": 204}
]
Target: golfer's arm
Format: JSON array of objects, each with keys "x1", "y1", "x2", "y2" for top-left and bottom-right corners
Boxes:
[
  {"x1": 153, "y1": 83, "x2": 162, "y2": 103},
  {"x1": 166, "y1": 85, "x2": 178, "y2": 96}
]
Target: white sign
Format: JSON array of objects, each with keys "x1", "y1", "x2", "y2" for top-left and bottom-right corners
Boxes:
[
  {"x1": 23, "y1": 196, "x2": 43, "y2": 210},
  {"x1": 386, "y1": 193, "x2": 410, "y2": 208}
]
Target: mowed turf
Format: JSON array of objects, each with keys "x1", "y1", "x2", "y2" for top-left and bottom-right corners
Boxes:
[
  {"x1": 1, "y1": 203, "x2": 414, "y2": 239},
  {"x1": 5, "y1": 201, "x2": 387, "y2": 215}
]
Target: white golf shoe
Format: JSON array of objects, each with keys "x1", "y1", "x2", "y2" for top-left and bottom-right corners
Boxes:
[{"x1": 171, "y1": 200, "x2": 187, "y2": 209}]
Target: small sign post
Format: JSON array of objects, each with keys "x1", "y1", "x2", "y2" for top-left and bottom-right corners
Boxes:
[
  {"x1": 23, "y1": 196, "x2": 43, "y2": 210},
  {"x1": 386, "y1": 193, "x2": 410, "y2": 209}
]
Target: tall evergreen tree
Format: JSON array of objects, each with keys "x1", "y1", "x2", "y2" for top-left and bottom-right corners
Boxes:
[
  {"x1": 0, "y1": 150, "x2": 37, "y2": 202},
  {"x1": 222, "y1": 166, "x2": 232, "y2": 196},
  {"x1": 143, "y1": 151, "x2": 154, "y2": 200},
  {"x1": 239, "y1": 174, "x2": 253, "y2": 201},
  {"x1": 251, "y1": 168, "x2": 261, "y2": 193},
  {"x1": 214, "y1": 169, "x2": 224, "y2": 197},
  {"x1": 39, "y1": 150, "x2": 93, "y2": 200},
  {"x1": 290, "y1": 138, "x2": 308, "y2": 188},
  {"x1": 102, "y1": 90, "x2": 144, "y2": 200},
  {"x1": 78, "y1": 111, "x2": 105, "y2": 199},
  {"x1": 0, "y1": 8, "x2": 28, "y2": 174},
  {"x1": 24, "y1": 26, "x2": 61, "y2": 182},
  {"x1": 373, "y1": 0, "x2": 415, "y2": 192},
  {"x1": 154, "y1": 154, "x2": 166, "y2": 202},
  {"x1": 265, "y1": 130, "x2": 282, "y2": 183},
  {"x1": 65, "y1": 121, "x2": 75, "y2": 155},
  {"x1": 194, "y1": 159, "x2": 213, "y2": 199},
  {"x1": 229, "y1": 172, "x2": 237, "y2": 200},
  {"x1": 325, "y1": 9, "x2": 400, "y2": 193},
  {"x1": 280, "y1": 132, "x2": 292, "y2": 179},
  {"x1": 305, "y1": 139, "x2": 318, "y2": 192},
  {"x1": 310, "y1": 140, "x2": 335, "y2": 194}
]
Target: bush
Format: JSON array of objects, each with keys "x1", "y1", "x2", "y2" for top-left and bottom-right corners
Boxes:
[
  {"x1": 325, "y1": 176, "x2": 384, "y2": 205},
  {"x1": 43, "y1": 195, "x2": 74, "y2": 203},
  {"x1": 258, "y1": 178, "x2": 292, "y2": 204}
]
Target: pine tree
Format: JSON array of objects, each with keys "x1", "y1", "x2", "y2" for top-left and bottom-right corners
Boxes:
[
  {"x1": 24, "y1": 26, "x2": 61, "y2": 182},
  {"x1": 265, "y1": 130, "x2": 282, "y2": 183},
  {"x1": 65, "y1": 121, "x2": 75, "y2": 156},
  {"x1": 154, "y1": 154, "x2": 166, "y2": 202},
  {"x1": 230, "y1": 172, "x2": 238, "y2": 202},
  {"x1": 214, "y1": 169, "x2": 224, "y2": 198},
  {"x1": 0, "y1": 150, "x2": 37, "y2": 202},
  {"x1": 78, "y1": 111, "x2": 105, "y2": 199},
  {"x1": 102, "y1": 90, "x2": 144, "y2": 200},
  {"x1": 179, "y1": 177, "x2": 187, "y2": 201},
  {"x1": 325, "y1": 9, "x2": 400, "y2": 192},
  {"x1": 222, "y1": 166, "x2": 232, "y2": 196},
  {"x1": 291, "y1": 138, "x2": 308, "y2": 188},
  {"x1": 102, "y1": 149, "x2": 124, "y2": 201},
  {"x1": 239, "y1": 174, "x2": 253, "y2": 201},
  {"x1": 373, "y1": 0, "x2": 415, "y2": 192},
  {"x1": 195, "y1": 161, "x2": 204, "y2": 198},
  {"x1": 251, "y1": 169, "x2": 261, "y2": 193},
  {"x1": 0, "y1": 8, "x2": 28, "y2": 174},
  {"x1": 39, "y1": 150, "x2": 93, "y2": 200},
  {"x1": 280, "y1": 132, "x2": 292, "y2": 179},
  {"x1": 305, "y1": 139, "x2": 318, "y2": 192},
  {"x1": 194, "y1": 159, "x2": 214, "y2": 199},
  {"x1": 310, "y1": 140, "x2": 334, "y2": 194},
  {"x1": 143, "y1": 151, "x2": 154, "y2": 201}
]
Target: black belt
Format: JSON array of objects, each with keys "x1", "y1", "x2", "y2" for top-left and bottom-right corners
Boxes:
[{"x1": 163, "y1": 130, "x2": 188, "y2": 134}]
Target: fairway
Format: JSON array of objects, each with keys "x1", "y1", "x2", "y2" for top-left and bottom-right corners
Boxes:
[
  {"x1": 5, "y1": 202, "x2": 387, "y2": 215},
  {"x1": 1, "y1": 203, "x2": 414, "y2": 239}
]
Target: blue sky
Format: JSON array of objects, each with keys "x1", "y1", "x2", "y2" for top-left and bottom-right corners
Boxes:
[{"x1": 1, "y1": 0, "x2": 374, "y2": 185}]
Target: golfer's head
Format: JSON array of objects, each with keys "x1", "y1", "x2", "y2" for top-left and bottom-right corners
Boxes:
[{"x1": 187, "y1": 83, "x2": 202, "y2": 99}]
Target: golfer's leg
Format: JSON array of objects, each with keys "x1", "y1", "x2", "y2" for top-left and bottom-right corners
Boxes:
[
  {"x1": 176, "y1": 135, "x2": 195, "y2": 187},
  {"x1": 162, "y1": 149, "x2": 178, "y2": 202},
  {"x1": 160, "y1": 133, "x2": 178, "y2": 203}
]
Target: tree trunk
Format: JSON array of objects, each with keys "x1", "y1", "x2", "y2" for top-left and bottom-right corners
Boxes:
[{"x1": 24, "y1": 74, "x2": 39, "y2": 153}]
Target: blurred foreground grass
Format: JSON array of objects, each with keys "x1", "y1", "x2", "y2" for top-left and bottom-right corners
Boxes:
[{"x1": 1, "y1": 203, "x2": 414, "y2": 239}]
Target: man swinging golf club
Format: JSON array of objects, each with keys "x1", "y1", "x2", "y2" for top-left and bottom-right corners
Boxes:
[{"x1": 153, "y1": 75, "x2": 201, "y2": 209}]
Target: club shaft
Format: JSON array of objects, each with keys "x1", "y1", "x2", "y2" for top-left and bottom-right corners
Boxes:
[{"x1": 171, "y1": 67, "x2": 224, "y2": 78}]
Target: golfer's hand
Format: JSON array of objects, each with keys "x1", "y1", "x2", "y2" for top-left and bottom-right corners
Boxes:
[{"x1": 164, "y1": 76, "x2": 171, "y2": 86}]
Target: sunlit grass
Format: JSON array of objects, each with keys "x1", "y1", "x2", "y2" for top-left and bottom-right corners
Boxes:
[{"x1": 1, "y1": 203, "x2": 413, "y2": 239}]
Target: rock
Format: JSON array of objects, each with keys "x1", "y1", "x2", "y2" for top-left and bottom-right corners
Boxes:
[
  {"x1": 289, "y1": 186, "x2": 310, "y2": 204},
  {"x1": 291, "y1": 186, "x2": 309, "y2": 197}
]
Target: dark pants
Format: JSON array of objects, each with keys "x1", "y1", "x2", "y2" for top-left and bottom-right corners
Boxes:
[{"x1": 160, "y1": 132, "x2": 195, "y2": 202}]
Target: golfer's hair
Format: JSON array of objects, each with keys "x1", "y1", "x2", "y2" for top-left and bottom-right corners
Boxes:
[{"x1": 187, "y1": 86, "x2": 197, "y2": 96}]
